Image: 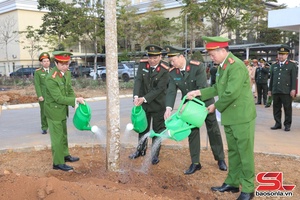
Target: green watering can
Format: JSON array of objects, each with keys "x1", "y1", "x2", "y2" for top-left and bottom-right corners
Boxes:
[
  {"x1": 73, "y1": 102, "x2": 92, "y2": 131},
  {"x1": 177, "y1": 95, "x2": 208, "y2": 128},
  {"x1": 149, "y1": 95, "x2": 208, "y2": 141},
  {"x1": 130, "y1": 105, "x2": 148, "y2": 133}
]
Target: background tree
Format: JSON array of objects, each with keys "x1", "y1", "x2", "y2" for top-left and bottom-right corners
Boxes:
[
  {"x1": 38, "y1": 0, "x2": 105, "y2": 79},
  {"x1": 18, "y1": 26, "x2": 45, "y2": 67},
  {"x1": 0, "y1": 15, "x2": 18, "y2": 75},
  {"x1": 181, "y1": 0, "x2": 205, "y2": 53},
  {"x1": 117, "y1": 0, "x2": 139, "y2": 52},
  {"x1": 38, "y1": 0, "x2": 74, "y2": 49},
  {"x1": 137, "y1": 2, "x2": 177, "y2": 47},
  {"x1": 199, "y1": 0, "x2": 277, "y2": 43}
]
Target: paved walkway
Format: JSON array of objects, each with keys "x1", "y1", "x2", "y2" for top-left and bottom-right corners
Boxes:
[{"x1": 1, "y1": 95, "x2": 300, "y2": 158}]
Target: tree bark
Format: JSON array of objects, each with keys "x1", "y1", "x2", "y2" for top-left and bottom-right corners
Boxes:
[{"x1": 105, "y1": 0, "x2": 120, "y2": 171}]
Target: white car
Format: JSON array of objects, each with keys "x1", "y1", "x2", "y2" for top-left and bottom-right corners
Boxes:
[
  {"x1": 89, "y1": 66, "x2": 106, "y2": 78},
  {"x1": 100, "y1": 63, "x2": 137, "y2": 82}
]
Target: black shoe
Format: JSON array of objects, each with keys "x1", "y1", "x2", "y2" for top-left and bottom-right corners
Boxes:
[
  {"x1": 151, "y1": 156, "x2": 160, "y2": 165},
  {"x1": 64, "y1": 155, "x2": 80, "y2": 162},
  {"x1": 270, "y1": 125, "x2": 281, "y2": 130},
  {"x1": 211, "y1": 183, "x2": 239, "y2": 193},
  {"x1": 255, "y1": 102, "x2": 261, "y2": 105},
  {"x1": 42, "y1": 130, "x2": 47, "y2": 134},
  {"x1": 128, "y1": 150, "x2": 146, "y2": 159},
  {"x1": 284, "y1": 126, "x2": 290, "y2": 131},
  {"x1": 53, "y1": 164, "x2": 73, "y2": 171},
  {"x1": 265, "y1": 105, "x2": 270, "y2": 108},
  {"x1": 184, "y1": 163, "x2": 202, "y2": 175},
  {"x1": 218, "y1": 160, "x2": 227, "y2": 171},
  {"x1": 236, "y1": 192, "x2": 254, "y2": 200}
]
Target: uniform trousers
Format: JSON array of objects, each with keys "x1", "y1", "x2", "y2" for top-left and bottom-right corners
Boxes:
[
  {"x1": 39, "y1": 101, "x2": 48, "y2": 130},
  {"x1": 137, "y1": 110, "x2": 166, "y2": 157},
  {"x1": 188, "y1": 111, "x2": 225, "y2": 163},
  {"x1": 47, "y1": 118, "x2": 70, "y2": 165},
  {"x1": 272, "y1": 94, "x2": 293, "y2": 127},
  {"x1": 224, "y1": 119, "x2": 255, "y2": 193},
  {"x1": 256, "y1": 83, "x2": 268, "y2": 104}
]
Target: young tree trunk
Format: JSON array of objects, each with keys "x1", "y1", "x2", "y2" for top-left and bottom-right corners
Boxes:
[{"x1": 105, "y1": 0, "x2": 120, "y2": 172}]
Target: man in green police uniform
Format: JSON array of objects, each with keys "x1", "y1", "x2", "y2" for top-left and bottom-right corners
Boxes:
[
  {"x1": 164, "y1": 45, "x2": 227, "y2": 175},
  {"x1": 128, "y1": 45, "x2": 169, "y2": 165},
  {"x1": 34, "y1": 52, "x2": 51, "y2": 134},
  {"x1": 269, "y1": 45, "x2": 297, "y2": 131},
  {"x1": 187, "y1": 36, "x2": 256, "y2": 200},
  {"x1": 44, "y1": 51, "x2": 85, "y2": 171}
]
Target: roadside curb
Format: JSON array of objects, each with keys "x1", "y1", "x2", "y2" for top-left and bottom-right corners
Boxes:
[
  {"x1": 1, "y1": 96, "x2": 300, "y2": 110},
  {"x1": 1, "y1": 94, "x2": 133, "y2": 110}
]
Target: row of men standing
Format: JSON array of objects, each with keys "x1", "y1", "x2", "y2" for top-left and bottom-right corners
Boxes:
[
  {"x1": 129, "y1": 44, "x2": 227, "y2": 174},
  {"x1": 243, "y1": 46, "x2": 297, "y2": 132}
]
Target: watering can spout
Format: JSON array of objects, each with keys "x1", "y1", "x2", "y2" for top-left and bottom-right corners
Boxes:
[
  {"x1": 149, "y1": 130, "x2": 170, "y2": 139},
  {"x1": 80, "y1": 125, "x2": 92, "y2": 131}
]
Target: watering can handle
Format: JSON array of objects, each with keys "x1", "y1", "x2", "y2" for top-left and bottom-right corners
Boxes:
[{"x1": 176, "y1": 95, "x2": 205, "y2": 113}]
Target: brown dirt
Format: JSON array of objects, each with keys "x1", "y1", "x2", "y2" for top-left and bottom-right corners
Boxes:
[
  {"x1": 0, "y1": 86, "x2": 299, "y2": 200},
  {"x1": 0, "y1": 85, "x2": 131, "y2": 105}
]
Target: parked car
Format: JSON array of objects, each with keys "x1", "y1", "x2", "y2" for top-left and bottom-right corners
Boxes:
[
  {"x1": 9, "y1": 67, "x2": 37, "y2": 77},
  {"x1": 69, "y1": 66, "x2": 92, "y2": 78},
  {"x1": 100, "y1": 63, "x2": 137, "y2": 82},
  {"x1": 89, "y1": 66, "x2": 106, "y2": 78}
]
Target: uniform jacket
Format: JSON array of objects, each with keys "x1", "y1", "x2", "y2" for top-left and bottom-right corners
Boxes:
[
  {"x1": 133, "y1": 59, "x2": 169, "y2": 112},
  {"x1": 34, "y1": 67, "x2": 51, "y2": 98},
  {"x1": 44, "y1": 67, "x2": 76, "y2": 121},
  {"x1": 166, "y1": 60, "x2": 208, "y2": 108},
  {"x1": 255, "y1": 66, "x2": 269, "y2": 84},
  {"x1": 200, "y1": 52, "x2": 256, "y2": 125},
  {"x1": 269, "y1": 60, "x2": 297, "y2": 95}
]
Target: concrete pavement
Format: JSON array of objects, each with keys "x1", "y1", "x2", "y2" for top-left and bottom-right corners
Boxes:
[{"x1": 1, "y1": 95, "x2": 300, "y2": 158}]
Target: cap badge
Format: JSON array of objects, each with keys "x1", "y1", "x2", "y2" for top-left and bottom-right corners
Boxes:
[{"x1": 150, "y1": 46, "x2": 155, "y2": 51}]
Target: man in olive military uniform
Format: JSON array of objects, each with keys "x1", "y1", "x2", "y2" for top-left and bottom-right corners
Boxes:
[
  {"x1": 34, "y1": 52, "x2": 51, "y2": 134},
  {"x1": 164, "y1": 45, "x2": 227, "y2": 175},
  {"x1": 129, "y1": 45, "x2": 169, "y2": 165},
  {"x1": 187, "y1": 36, "x2": 256, "y2": 200},
  {"x1": 44, "y1": 51, "x2": 85, "y2": 171},
  {"x1": 269, "y1": 45, "x2": 297, "y2": 131},
  {"x1": 255, "y1": 58, "x2": 269, "y2": 105}
]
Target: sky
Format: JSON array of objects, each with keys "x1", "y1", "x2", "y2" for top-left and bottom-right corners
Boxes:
[{"x1": 276, "y1": 0, "x2": 300, "y2": 8}]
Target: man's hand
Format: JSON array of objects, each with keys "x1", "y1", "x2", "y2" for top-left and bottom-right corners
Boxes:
[
  {"x1": 38, "y1": 96, "x2": 44, "y2": 102},
  {"x1": 207, "y1": 104, "x2": 216, "y2": 114},
  {"x1": 76, "y1": 97, "x2": 85, "y2": 104},
  {"x1": 267, "y1": 91, "x2": 272, "y2": 96},
  {"x1": 134, "y1": 97, "x2": 144, "y2": 106},
  {"x1": 186, "y1": 90, "x2": 201, "y2": 100},
  {"x1": 290, "y1": 90, "x2": 296, "y2": 98},
  {"x1": 164, "y1": 107, "x2": 172, "y2": 120}
]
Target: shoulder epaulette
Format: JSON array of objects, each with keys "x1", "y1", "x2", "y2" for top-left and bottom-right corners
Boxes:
[
  {"x1": 36, "y1": 68, "x2": 42, "y2": 71},
  {"x1": 140, "y1": 59, "x2": 148, "y2": 63},
  {"x1": 228, "y1": 57, "x2": 235, "y2": 64},
  {"x1": 169, "y1": 67, "x2": 176, "y2": 72},
  {"x1": 190, "y1": 60, "x2": 200, "y2": 65},
  {"x1": 160, "y1": 62, "x2": 169, "y2": 70},
  {"x1": 52, "y1": 71, "x2": 57, "y2": 78}
]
